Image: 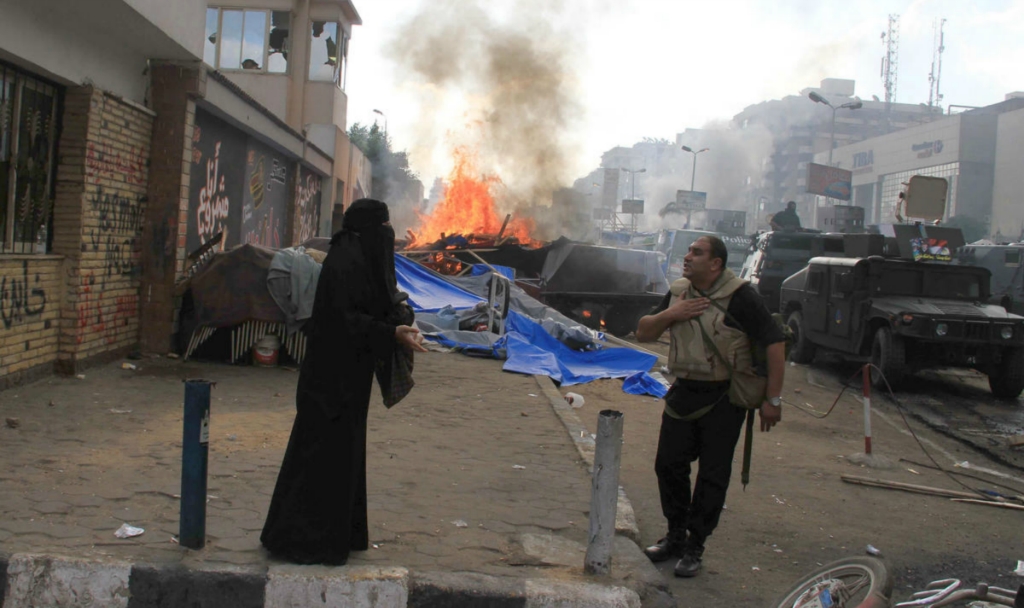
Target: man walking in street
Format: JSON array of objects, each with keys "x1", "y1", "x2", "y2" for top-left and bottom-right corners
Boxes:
[{"x1": 635, "y1": 235, "x2": 785, "y2": 578}]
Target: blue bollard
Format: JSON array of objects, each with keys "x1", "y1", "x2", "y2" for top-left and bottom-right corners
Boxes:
[{"x1": 180, "y1": 379, "x2": 214, "y2": 549}]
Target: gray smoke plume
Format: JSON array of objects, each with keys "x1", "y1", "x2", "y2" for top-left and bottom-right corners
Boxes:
[{"x1": 386, "y1": 0, "x2": 584, "y2": 240}]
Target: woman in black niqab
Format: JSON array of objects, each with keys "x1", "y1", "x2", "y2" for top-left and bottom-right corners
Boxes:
[{"x1": 261, "y1": 199, "x2": 424, "y2": 565}]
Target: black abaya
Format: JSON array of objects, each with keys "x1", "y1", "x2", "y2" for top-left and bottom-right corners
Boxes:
[{"x1": 261, "y1": 200, "x2": 398, "y2": 565}]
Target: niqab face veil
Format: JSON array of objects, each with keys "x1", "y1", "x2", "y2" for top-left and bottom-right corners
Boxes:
[{"x1": 336, "y1": 198, "x2": 397, "y2": 313}]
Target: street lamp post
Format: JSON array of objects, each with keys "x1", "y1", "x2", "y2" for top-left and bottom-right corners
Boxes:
[
  {"x1": 681, "y1": 146, "x2": 710, "y2": 229},
  {"x1": 372, "y1": 108, "x2": 388, "y2": 141},
  {"x1": 807, "y1": 92, "x2": 862, "y2": 224}
]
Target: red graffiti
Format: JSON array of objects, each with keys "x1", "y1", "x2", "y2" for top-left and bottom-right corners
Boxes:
[
  {"x1": 86, "y1": 142, "x2": 146, "y2": 186},
  {"x1": 76, "y1": 273, "x2": 139, "y2": 345}
]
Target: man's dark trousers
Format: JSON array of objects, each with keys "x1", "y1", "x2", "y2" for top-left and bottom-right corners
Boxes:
[{"x1": 654, "y1": 398, "x2": 747, "y2": 547}]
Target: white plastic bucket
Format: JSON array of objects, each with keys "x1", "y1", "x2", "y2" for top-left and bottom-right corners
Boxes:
[{"x1": 253, "y1": 334, "x2": 280, "y2": 367}]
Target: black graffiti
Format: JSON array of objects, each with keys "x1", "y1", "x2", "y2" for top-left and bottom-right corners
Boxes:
[
  {"x1": 89, "y1": 188, "x2": 145, "y2": 235},
  {"x1": 88, "y1": 231, "x2": 140, "y2": 280},
  {"x1": 1, "y1": 261, "x2": 46, "y2": 330}
]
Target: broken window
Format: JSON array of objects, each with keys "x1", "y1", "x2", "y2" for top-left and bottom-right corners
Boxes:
[
  {"x1": 205, "y1": 8, "x2": 289, "y2": 74},
  {"x1": 309, "y1": 21, "x2": 341, "y2": 85},
  {"x1": 0, "y1": 63, "x2": 59, "y2": 254}
]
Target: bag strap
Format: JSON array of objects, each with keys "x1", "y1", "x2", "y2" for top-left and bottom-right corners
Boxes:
[{"x1": 695, "y1": 311, "x2": 757, "y2": 490}]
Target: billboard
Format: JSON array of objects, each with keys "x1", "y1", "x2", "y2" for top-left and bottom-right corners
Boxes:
[
  {"x1": 807, "y1": 163, "x2": 852, "y2": 200},
  {"x1": 601, "y1": 168, "x2": 620, "y2": 209},
  {"x1": 674, "y1": 190, "x2": 707, "y2": 210},
  {"x1": 892, "y1": 224, "x2": 966, "y2": 263},
  {"x1": 621, "y1": 199, "x2": 644, "y2": 214},
  {"x1": 242, "y1": 138, "x2": 290, "y2": 249},
  {"x1": 188, "y1": 109, "x2": 247, "y2": 253}
]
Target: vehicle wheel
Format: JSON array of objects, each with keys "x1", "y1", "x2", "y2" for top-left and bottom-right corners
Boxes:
[
  {"x1": 988, "y1": 347, "x2": 1024, "y2": 400},
  {"x1": 770, "y1": 557, "x2": 892, "y2": 608},
  {"x1": 605, "y1": 307, "x2": 642, "y2": 338},
  {"x1": 870, "y1": 327, "x2": 905, "y2": 390},
  {"x1": 786, "y1": 310, "x2": 816, "y2": 364}
]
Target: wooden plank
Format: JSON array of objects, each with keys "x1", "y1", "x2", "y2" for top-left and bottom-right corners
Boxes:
[
  {"x1": 951, "y1": 498, "x2": 1024, "y2": 511},
  {"x1": 840, "y1": 475, "x2": 983, "y2": 500}
]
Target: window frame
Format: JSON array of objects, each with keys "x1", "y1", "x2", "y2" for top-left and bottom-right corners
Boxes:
[
  {"x1": 308, "y1": 20, "x2": 347, "y2": 89},
  {"x1": 206, "y1": 7, "x2": 291, "y2": 75}
]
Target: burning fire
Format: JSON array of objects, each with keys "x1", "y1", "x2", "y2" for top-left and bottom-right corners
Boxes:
[{"x1": 408, "y1": 147, "x2": 536, "y2": 248}]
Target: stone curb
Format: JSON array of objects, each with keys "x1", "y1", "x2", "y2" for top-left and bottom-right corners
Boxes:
[{"x1": 0, "y1": 553, "x2": 645, "y2": 608}]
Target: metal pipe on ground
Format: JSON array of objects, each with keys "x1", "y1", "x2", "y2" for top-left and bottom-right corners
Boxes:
[{"x1": 584, "y1": 409, "x2": 624, "y2": 576}]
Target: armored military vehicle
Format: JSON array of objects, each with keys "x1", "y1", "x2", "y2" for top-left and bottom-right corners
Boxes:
[{"x1": 780, "y1": 231, "x2": 1024, "y2": 398}]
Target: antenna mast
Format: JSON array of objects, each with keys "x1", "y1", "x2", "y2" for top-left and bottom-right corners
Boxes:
[
  {"x1": 881, "y1": 14, "x2": 900, "y2": 104},
  {"x1": 928, "y1": 18, "x2": 947, "y2": 109}
]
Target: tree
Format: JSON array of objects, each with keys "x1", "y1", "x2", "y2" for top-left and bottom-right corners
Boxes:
[{"x1": 347, "y1": 122, "x2": 417, "y2": 201}]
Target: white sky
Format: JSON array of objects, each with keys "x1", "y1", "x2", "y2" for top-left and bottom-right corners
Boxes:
[{"x1": 345, "y1": 0, "x2": 1024, "y2": 187}]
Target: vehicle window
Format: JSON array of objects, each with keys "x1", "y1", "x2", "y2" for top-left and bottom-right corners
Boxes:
[
  {"x1": 822, "y1": 239, "x2": 844, "y2": 254},
  {"x1": 925, "y1": 272, "x2": 981, "y2": 299},
  {"x1": 807, "y1": 270, "x2": 823, "y2": 294},
  {"x1": 1006, "y1": 249, "x2": 1021, "y2": 267},
  {"x1": 874, "y1": 269, "x2": 923, "y2": 296},
  {"x1": 830, "y1": 270, "x2": 849, "y2": 297}
]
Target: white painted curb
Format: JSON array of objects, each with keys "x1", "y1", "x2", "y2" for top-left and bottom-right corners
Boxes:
[
  {"x1": 264, "y1": 565, "x2": 409, "y2": 608},
  {"x1": 4, "y1": 554, "x2": 132, "y2": 608}
]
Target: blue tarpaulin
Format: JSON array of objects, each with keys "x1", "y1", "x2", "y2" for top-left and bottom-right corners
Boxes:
[
  {"x1": 396, "y1": 254, "x2": 666, "y2": 396},
  {"x1": 470, "y1": 263, "x2": 515, "y2": 281}
]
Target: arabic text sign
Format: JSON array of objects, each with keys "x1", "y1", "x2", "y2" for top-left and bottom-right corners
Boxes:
[
  {"x1": 807, "y1": 163, "x2": 852, "y2": 201},
  {"x1": 675, "y1": 190, "x2": 707, "y2": 210}
]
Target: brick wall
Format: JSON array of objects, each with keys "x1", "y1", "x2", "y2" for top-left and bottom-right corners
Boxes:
[
  {"x1": 0, "y1": 257, "x2": 62, "y2": 384},
  {"x1": 52, "y1": 86, "x2": 153, "y2": 372}
]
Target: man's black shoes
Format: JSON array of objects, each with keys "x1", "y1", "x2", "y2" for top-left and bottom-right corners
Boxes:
[
  {"x1": 643, "y1": 537, "x2": 683, "y2": 563},
  {"x1": 673, "y1": 546, "x2": 704, "y2": 578}
]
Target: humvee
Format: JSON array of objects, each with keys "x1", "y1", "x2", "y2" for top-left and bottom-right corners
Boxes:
[{"x1": 780, "y1": 253, "x2": 1024, "y2": 399}]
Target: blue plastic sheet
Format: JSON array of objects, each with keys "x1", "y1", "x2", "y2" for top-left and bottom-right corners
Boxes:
[
  {"x1": 396, "y1": 254, "x2": 660, "y2": 391},
  {"x1": 396, "y1": 254, "x2": 483, "y2": 313},
  {"x1": 469, "y1": 263, "x2": 515, "y2": 281},
  {"x1": 622, "y1": 371, "x2": 670, "y2": 398}
]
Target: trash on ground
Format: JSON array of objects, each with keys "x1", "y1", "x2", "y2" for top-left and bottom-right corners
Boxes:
[
  {"x1": 752, "y1": 566, "x2": 760, "y2": 571},
  {"x1": 121, "y1": 363, "x2": 137, "y2": 370},
  {"x1": 564, "y1": 392, "x2": 585, "y2": 408},
  {"x1": 528, "y1": 393, "x2": 537, "y2": 397},
  {"x1": 866, "y1": 545, "x2": 882, "y2": 556},
  {"x1": 109, "y1": 408, "x2": 132, "y2": 414},
  {"x1": 794, "y1": 388, "x2": 801, "y2": 394},
  {"x1": 513, "y1": 465, "x2": 526, "y2": 470},
  {"x1": 76, "y1": 374, "x2": 86, "y2": 380},
  {"x1": 166, "y1": 353, "x2": 180, "y2": 359},
  {"x1": 452, "y1": 519, "x2": 469, "y2": 528},
  {"x1": 520, "y1": 412, "x2": 528, "y2": 417},
  {"x1": 5, "y1": 418, "x2": 20, "y2": 429},
  {"x1": 114, "y1": 523, "x2": 144, "y2": 538},
  {"x1": 907, "y1": 468, "x2": 920, "y2": 475},
  {"x1": 372, "y1": 543, "x2": 379, "y2": 549},
  {"x1": 170, "y1": 535, "x2": 179, "y2": 544},
  {"x1": 1014, "y1": 560, "x2": 1024, "y2": 576},
  {"x1": 48, "y1": 400, "x2": 55, "y2": 407}
]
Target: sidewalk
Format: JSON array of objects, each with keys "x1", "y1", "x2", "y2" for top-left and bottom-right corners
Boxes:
[{"x1": 0, "y1": 351, "x2": 674, "y2": 607}]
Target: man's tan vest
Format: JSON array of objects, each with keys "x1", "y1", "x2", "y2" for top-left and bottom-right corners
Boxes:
[{"x1": 668, "y1": 269, "x2": 755, "y2": 381}]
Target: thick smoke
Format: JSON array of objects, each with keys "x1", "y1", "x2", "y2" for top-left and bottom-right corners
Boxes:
[{"x1": 386, "y1": 0, "x2": 584, "y2": 240}]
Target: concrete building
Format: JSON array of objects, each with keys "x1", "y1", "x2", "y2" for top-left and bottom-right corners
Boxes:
[
  {"x1": 734, "y1": 78, "x2": 944, "y2": 228},
  {"x1": 817, "y1": 96, "x2": 1024, "y2": 234},
  {"x1": 0, "y1": 0, "x2": 370, "y2": 387}
]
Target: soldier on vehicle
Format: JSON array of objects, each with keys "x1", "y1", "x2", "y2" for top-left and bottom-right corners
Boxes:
[{"x1": 770, "y1": 201, "x2": 802, "y2": 231}]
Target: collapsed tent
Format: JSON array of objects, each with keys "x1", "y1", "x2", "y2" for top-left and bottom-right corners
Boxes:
[{"x1": 176, "y1": 241, "x2": 667, "y2": 395}]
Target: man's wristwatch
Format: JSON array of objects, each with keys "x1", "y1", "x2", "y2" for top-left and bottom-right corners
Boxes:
[{"x1": 768, "y1": 396, "x2": 782, "y2": 407}]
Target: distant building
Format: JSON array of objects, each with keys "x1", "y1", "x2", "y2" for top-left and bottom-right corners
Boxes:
[
  {"x1": 819, "y1": 96, "x2": 1024, "y2": 234},
  {"x1": 734, "y1": 78, "x2": 944, "y2": 229},
  {"x1": 817, "y1": 206, "x2": 865, "y2": 233}
]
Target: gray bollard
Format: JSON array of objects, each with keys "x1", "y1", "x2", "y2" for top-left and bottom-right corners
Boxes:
[
  {"x1": 180, "y1": 379, "x2": 214, "y2": 549},
  {"x1": 584, "y1": 409, "x2": 623, "y2": 576}
]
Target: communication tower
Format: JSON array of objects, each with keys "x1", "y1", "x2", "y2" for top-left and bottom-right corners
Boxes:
[
  {"x1": 881, "y1": 14, "x2": 900, "y2": 104},
  {"x1": 928, "y1": 18, "x2": 947, "y2": 109}
]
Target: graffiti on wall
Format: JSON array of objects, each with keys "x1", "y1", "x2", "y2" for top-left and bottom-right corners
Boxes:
[
  {"x1": 0, "y1": 261, "x2": 46, "y2": 330},
  {"x1": 86, "y1": 142, "x2": 146, "y2": 186},
  {"x1": 187, "y1": 110, "x2": 244, "y2": 253},
  {"x1": 241, "y1": 139, "x2": 288, "y2": 248},
  {"x1": 76, "y1": 271, "x2": 138, "y2": 345},
  {"x1": 294, "y1": 168, "x2": 322, "y2": 244},
  {"x1": 81, "y1": 188, "x2": 145, "y2": 292}
]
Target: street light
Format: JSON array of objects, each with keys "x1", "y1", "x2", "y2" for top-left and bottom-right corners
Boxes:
[
  {"x1": 681, "y1": 146, "x2": 710, "y2": 228},
  {"x1": 807, "y1": 92, "x2": 862, "y2": 166},
  {"x1": 372, "y1": 108, "x2": 387, "y2": 141}
]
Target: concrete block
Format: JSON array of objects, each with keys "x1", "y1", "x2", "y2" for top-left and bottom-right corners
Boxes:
[
  {"x1": 264, "y1": 565, "x2": 408, "y2": 608},
  {"x1": 127, "y1": 564, "x2": 266, "y2": 608},
  {"x1": 4, "y1": 554, "x2": 131, "y2": 608},
  {"x1": 408, "y1": 572, "x2": 525, "y2": 608},
  {"x1": 524, "y1": 580, "x2": 641, "y2": 608}
]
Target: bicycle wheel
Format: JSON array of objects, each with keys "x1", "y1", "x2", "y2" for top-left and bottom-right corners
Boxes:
[{"x1": 771, "y1": 556, "x2": 893, "y2": 608}]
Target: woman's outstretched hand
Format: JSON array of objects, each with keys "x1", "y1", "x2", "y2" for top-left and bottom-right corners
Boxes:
[{"x1": 395, "y1": 325, "x2": 428, "y2": 352}]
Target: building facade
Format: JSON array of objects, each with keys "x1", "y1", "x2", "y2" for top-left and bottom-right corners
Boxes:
[
  {"x1": 734, "y1": 78, "x2": 944, "y2": 229},
  {"x1": 817, "y1": 97, "x2": 1024, "y2": 234},
  {"x1": 0, "y1": 0, "x2": 370, "y2": 387}
]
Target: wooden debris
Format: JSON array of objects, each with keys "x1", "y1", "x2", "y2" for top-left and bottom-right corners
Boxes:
[
  {"x1": 950, "y1": 498, "x2": 1024, "y2": 512},
  {"x1": 840, "y1": 475, "x2": 984, "y2": 500}
]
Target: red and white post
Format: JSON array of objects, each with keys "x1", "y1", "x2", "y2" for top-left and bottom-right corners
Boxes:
[{"x1": 862, "y1": 364, "x2": 872, "y2": 455}]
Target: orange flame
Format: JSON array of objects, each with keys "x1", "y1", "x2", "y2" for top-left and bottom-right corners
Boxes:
[{"x1": 409, "y1": 147, "x2": 535, "y2": 248}]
